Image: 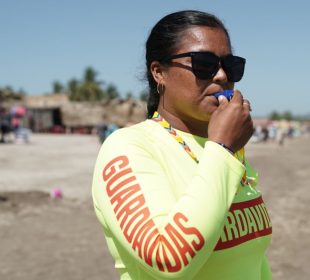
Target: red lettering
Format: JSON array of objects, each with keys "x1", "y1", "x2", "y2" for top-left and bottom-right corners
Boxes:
[
  {"x1": 257, "y1": 204, "x2": 270, "y2": 229},
  {"x1": 106, "y1": 174, "x2": 136, "y2": 197},
  {"x1": 165, "y1": 223, "x2": 195, "y2": 266},
  {"x1": 250, "y1": 206, "x2": 264, "y2": 231},
  {"x1": 215, "y1": 196, "x2": 272, "y2": 251},
  {"x1": 103, "y1": 156, "x2": 208, "y2": 272},
  {"x1": 117, "y1": 194, "x2": 145, "y2": 229},
  {"x1": 106, "y1": 168, "x2": 133, "y2": 197},
  {"x1": 143, "y1": 227, "x2": 160, "y2": 267},
  {"x1": 155, "y1": 241, "x2": 164, "y2": 271},
  {"x1": 261, "y1": 204, "x2": 272, "y2": 227},
  {"x1": 123, "y1": 207, "x2": 149, "y2": 243},
  {"x1": 160, "y1": 236, "x2": 182, "y2": 272},
  {"x1": 111, "y1": 183, "x2": 140, "y2": 214},
  {"x1": 102, "y1": 155, "x2": 128, "y2": 181},
  {"x1": 244, "y1": 208, "x2": 258, "y2": 233},
  {"x1": 132, "y1": 218, "x2": 154, "y2": 258},
  {"x1": 174, "y1": 212, "x2": 205, "y2": 251}
]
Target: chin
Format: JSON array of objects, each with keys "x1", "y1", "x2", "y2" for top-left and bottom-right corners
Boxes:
[
  {"x1": 200, "y1": 104, "x2": 217, "y2": 118},
  {"x1": 195, "y1": 111, "x2": 212, "y2": 123}
]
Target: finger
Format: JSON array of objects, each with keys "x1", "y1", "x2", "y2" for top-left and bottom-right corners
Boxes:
[
  {"x1": 231, "y1": 90, "x2": 243, "y2": 105},
  {"x1": 243, "y1": 99, "x2": 252, "y2": 111},
  {"x1": 218, "y1": 95, "x2": 229, "y2": 107}
]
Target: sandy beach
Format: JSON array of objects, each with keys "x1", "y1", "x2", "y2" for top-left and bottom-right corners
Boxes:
[{"x1": 0, "y1": 133, "x2": 309, "y2": 280}]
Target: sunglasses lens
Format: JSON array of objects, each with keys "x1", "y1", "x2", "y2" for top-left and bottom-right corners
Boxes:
[
  {"x1": 192, "y1": 53, "x2": 219, "y2": 80},
  {"x1": 222, "y1": 55, "x2": 246, "y2": 82}
]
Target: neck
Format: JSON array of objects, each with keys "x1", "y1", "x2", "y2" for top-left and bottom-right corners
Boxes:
[{"x1": 157, "y1": 108, "x2": 209, "y2": 138}]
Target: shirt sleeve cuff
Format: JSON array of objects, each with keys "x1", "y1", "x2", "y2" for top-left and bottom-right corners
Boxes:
[{"x1": 204, "y1": 140, "x2": 246, "y2": 177}]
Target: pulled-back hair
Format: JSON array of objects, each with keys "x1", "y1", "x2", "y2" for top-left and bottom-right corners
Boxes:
[{"x1": 145, "y1": 10, "x2": 231, "y2": 118}]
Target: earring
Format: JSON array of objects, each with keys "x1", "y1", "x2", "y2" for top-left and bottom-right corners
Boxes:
[{"x1": 156, "y1": 83, "x2": 164, "y2": 94}]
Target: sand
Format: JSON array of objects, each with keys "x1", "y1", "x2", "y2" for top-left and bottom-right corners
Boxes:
[{"x1": 0, "y1": 133, "x2": 309, "y2": 280}]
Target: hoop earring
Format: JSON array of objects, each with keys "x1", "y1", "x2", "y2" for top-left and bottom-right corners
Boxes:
[{"x1": 156, "y1": 83, "x2": 164, "y2": 95}]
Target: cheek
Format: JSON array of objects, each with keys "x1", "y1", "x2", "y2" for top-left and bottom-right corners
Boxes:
[{"x1": 165, "y1": 69, "x2": 199, "y2": 99}]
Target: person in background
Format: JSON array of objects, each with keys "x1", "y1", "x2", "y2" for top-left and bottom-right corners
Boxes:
[
  {"x1": 97, "y1": 122, "x2": 108, "y2": 143},
  {"x1": 92, "y1": 10, "x2": 272, "y2": 280},
  {"x1": 0, "y1": 107, "x2": 12, "y2": 143}
]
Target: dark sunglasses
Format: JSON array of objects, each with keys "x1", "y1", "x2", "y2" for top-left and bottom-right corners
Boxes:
[{"x1": 162, "y1": 51, "x2": 246, "y2": 82}]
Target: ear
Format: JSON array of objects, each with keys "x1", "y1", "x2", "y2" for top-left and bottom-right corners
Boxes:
[{"x1": 150, "y1": 61, "x2": 166, "y2": 85}]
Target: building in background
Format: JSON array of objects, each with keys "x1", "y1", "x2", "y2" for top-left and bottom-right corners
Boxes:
[{"x1": 19, "y1": 94, "x2": 147, "y2": 133}]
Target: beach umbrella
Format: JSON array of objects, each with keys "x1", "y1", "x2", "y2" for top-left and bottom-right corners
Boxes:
[{"x1": 10, "y1": 106, "x2": 27, "y2": 117}]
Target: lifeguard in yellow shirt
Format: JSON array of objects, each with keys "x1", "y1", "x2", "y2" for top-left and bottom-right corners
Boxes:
[{"x1": 92, "y1": 10, "x2": 272, "y2": 280}]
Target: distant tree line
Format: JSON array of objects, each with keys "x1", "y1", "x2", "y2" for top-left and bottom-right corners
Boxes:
[
  {"x1": 52, "y1": 66, "x2": 147, "y2": 102},
  {"x1": 268, "y1": 110, "x2": 309, "y2": 121},
  {"x1": 0, "y1": 86, "x2": 25, "y2": 103},
  {"x1": 0, "y1": 66, "x2": 148, "y2": 105},
  {"x1": 2, "y1": 67, "x2": 308, "y2": 121}
]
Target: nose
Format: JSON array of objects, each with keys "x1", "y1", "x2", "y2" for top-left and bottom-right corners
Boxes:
[{"x1": 212, "y1": 66, "x2": 228, "y2": 83}]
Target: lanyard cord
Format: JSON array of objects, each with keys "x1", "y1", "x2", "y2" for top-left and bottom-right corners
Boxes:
[
  {"x1": 152, "y1": 111, "x2": 199, "y2": 163},
  {"x1": 151, "y1": 111, "x2": 248, "y2": 185}
]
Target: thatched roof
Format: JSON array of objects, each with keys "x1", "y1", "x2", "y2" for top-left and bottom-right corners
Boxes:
[
  {"x1": 105, "y1": 98, "x2": 147, "y2": 126},
  {"x1": 24, "y1": 94, "x2": 69, "y2": 108},
  {"x1": 61, "y1": 98, "x2": 147, "y2": 127},
  {"x1": 61, "y1": 102, "x2": 104, "y2": 127},
  {"x1": 125, "y1": 100, "x2": 147, "y2": 124},
  {"x1": 5, "y1": 94, "x2": 147, "y2": 128}
]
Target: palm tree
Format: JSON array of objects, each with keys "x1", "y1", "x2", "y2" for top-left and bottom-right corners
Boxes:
[
  {"x1": 106, "y1": 84, "x2": 119, "y2": 99},
  {"x1": 69, "y1": 67, "x2": 105, "y2": 101},
  {"x1": 282, "y1": 111, "x2": 293, "y2": 121},
  {"x1": 76, "y1": 82, "x2": 104, "y2": 101},
  {"x1": 269, "y1": 111, "x2": 280, "y2": 120},
  {"x1": 52, "y1": 81, "x2": 64, "y2": 94},
  {"x1": 81, "y1": 67, "x2": 104, "y2": 100},
  {"x1": 84, "y1": 67, "x2": 99, "y2": 83},
  {"x1": 67, "y1": 78, "x2": 79, "y2": 100}
]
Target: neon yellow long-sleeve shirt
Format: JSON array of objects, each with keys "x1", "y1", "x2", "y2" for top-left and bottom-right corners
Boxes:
[{"x1": 92, "y1": 119, "x2": 272, "y2": 280}]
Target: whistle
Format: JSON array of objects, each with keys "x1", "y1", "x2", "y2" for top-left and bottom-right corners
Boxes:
[{"x1": 213, "y1": 89, "x2": 234, "y2": 101}]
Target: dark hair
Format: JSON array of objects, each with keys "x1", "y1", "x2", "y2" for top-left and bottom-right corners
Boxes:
[{"x1": 145, "y1": 10, "x2": 231, "y2": 118}]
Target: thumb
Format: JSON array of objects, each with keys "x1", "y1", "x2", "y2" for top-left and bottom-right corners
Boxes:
[{"x1": 230, "y1": 90, "x2": 243, "y2": 105}]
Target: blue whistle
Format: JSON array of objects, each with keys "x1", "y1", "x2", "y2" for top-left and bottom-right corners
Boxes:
[{"x1": 213, "y1": 89, "x2": 234, "y2": 101}]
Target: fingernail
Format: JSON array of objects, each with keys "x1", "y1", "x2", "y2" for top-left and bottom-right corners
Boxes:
[{"x1": 218, "y1": 95, "x2": 225, "y2": 101}]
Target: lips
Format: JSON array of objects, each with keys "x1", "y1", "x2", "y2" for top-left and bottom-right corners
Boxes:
[
  {"x1": 204, "y1": 86, "x2": 234, "y2": 97},
  {"x1": 203, "y1": 89, "x2": 224, "y2": 97}
]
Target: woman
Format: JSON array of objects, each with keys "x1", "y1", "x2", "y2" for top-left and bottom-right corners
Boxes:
[{"x1": 92, "y1": 10, "x2": 272, "y2": 280}]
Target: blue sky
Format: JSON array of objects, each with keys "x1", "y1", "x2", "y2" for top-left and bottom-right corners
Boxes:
[{"x1": 1, "y1": 0, "x2": 309, "y2": 117}]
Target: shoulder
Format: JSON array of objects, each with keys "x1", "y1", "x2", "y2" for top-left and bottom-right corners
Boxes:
[
  {"x1": 97, "y1": 120, "x2": 161, "y2": 162},
  {"x1": 103, "y1": 120, "x2": 154, "y2": 146},
  {"x1": 93, "y1": 120, "x2": 163, "y2": 178}
]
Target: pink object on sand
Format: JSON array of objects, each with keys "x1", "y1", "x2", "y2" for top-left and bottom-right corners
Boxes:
[{"x1": 51, "y1": 187, "x2": 63, "y2": 199}]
